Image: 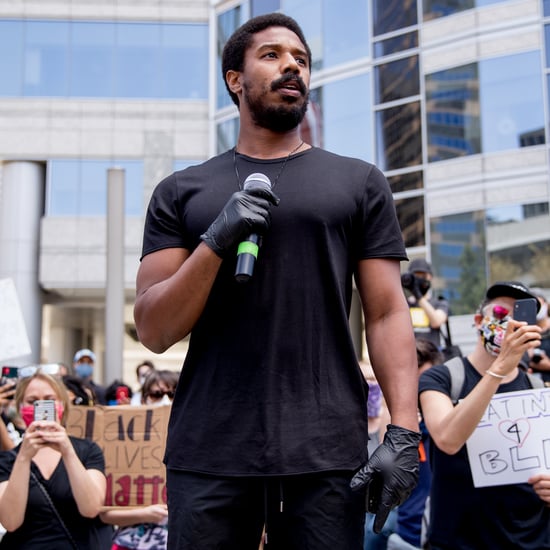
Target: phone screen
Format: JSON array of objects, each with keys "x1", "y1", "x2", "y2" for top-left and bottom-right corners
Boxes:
[
  {"x1": 513, "y1": 298, "x2": 538, "y2": 325},
  {"x1": 34, "y1": 400, "x2": 56, "y2": 422}
]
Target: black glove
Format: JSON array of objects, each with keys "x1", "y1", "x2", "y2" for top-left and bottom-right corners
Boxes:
[
  {"x1": 350, "y1": 424, "x2": 421, "y2": 534},
  {"x1": 200, "y1": 187, "x2": 280, "y2": 258}
]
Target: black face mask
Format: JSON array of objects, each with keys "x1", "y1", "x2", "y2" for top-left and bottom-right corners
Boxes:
[{"x1": 416, "y1": 277, "x2": 431, "y2": 295}]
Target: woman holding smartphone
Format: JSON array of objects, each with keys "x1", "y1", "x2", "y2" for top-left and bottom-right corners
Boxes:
[{"x1": 0, "y1": 369, "x2": 112, "y2": 548}]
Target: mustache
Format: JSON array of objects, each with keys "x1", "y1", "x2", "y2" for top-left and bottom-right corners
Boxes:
[{"x1": 271, "y1": 74, "x2": 307, "y2": 96}]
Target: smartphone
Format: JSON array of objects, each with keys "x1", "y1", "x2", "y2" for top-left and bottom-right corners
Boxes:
[
  {"x1": 1, "y1": 366, "x2": 18, "y2": 384},
  {"x1": 34, "y1": 399, "x2": 56, "y2": 422},
  {"x1": 116, "y1": 386, "x2": 129, "y2": 403},
  {"x1": 513, "y1": 298, "x2": 538, "y2": 325}
]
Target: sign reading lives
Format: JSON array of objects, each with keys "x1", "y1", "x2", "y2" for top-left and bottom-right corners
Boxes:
[
  {"x1": 466, "y1": 387, "x2": 550, "y2": 487},
  {"x1": 66, "y1": 405, "x2": 170, "y2": 507}
]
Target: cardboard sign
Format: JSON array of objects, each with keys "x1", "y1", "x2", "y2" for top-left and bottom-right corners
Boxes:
[
  {"x1": 466, "y1": 387, "x2": 550, "y2": 487},
  {"x1": 66, "y1": 405, "x2": 170, "y2": 506}
]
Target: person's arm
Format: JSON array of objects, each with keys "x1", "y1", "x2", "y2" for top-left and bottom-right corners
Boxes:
[
  {"x1": 0, "y1": 420, "x2": 15, "y2": 451},
  {"x1": 100, "y1": 503, "x2": 168, "y2": 527},
  {"x1": 350, "y1": 258, "x2": 421, "y2": 534},
  {"x1": 33, "y1": 421, "x2": 106, "y2": 518},
  {"x1": 134, "y1": 186, "x2": 279, "y2": 353},
  {"x1": 134, "y1": 245, "x2": 223, "y2": 353},
  {"x1": 416, "y1": 295, "x2": 447, "y2": 329},
  {"x1": 420, "y1": 319, "x2": 542, "y2": 455},
  {"x1": 357, "y1": 258, "x2": 419, "y2": 432}
]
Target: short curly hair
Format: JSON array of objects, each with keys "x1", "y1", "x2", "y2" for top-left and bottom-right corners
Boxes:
[{"x1": 221, "y1": 12, "x2": 312, "y2": 107}]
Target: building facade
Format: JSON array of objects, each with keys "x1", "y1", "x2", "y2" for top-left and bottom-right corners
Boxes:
[{"x1": 0, "y1": 0, "x2": 549, "y2": 383}]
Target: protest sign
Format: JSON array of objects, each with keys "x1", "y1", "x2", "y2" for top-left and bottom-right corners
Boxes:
[
  {"x1": 66, "y1": 404, "x2": 170, "y2": 506},
  {"x1": 466, "y1": 387, "x2": 550, "y2": 487}
]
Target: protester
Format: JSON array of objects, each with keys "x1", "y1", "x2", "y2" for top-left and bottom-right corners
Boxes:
[
  {"x1": 0, "y1": 369, "x2": 112, "y2": 548},
  {"x1": 73, "y1": 348, "x2": 107, "y2": 405},
  {"x1": 130, "y1": 360, "x2": 156, "y2": 405},
  {"x1": 105, "y1": 380, "x2": 133, "y2": 406},
  {"x1": 402, "y1": 259, "x2": 449, "y2": 349},
  {"x1": 419, "y1": 281, "x2": 550, "y2": 549},
  {"x1": 134, "y1": 12, "x2": 420, "y2": 549},
  {"x1": 62, "y1": 374, "x2": 96, "y2": 406}
]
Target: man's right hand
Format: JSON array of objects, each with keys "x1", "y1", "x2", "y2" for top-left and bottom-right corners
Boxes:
[{"x1": 200, "y1": 187, "x2": 279, "y2": 258}]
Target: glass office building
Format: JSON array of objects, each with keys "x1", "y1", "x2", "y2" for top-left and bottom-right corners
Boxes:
[{"x1": 0, "y1": 0, "x2": 548, "y2": 380}]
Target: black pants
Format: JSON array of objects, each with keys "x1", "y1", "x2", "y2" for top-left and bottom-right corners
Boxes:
[{"x1": 166, "y1": 469, "x2": 366, "y2": 550}]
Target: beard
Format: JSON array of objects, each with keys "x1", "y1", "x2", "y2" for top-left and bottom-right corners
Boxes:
[{"x1": 243, "y1": 77, "x2": 310, "y2": 133}]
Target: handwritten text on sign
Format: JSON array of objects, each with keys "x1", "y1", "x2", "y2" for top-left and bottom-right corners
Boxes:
[
  {"x1": 466, "y1": 388, "x2": 550, "y2": 487},
  {"x1": 66, "y1": 405, "x2": 170, "y2": 506}
]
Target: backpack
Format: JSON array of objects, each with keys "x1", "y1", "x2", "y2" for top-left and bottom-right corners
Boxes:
[{"x1": 444, "y1": 355, "x2": 544, "y2": 404}]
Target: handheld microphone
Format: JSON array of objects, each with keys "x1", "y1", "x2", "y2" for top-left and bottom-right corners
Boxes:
[{"x1": 235, "y1": 172, "x2": 272, "y2": 283}]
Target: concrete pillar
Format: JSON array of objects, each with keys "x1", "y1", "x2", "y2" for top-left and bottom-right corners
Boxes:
[
  {"x1": 0, "y1": 161, "x2": 45, "y2": 364},
  {"x1": 105, "y1": 167, "x2": 125, "y2": 384}
]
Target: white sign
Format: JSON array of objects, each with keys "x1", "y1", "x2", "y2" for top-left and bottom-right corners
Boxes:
[
  {"x1": 466, "y1": 387, "x2": 550, "y2": 487},
  {"x1": 0, "y1": 278, "x2": 31, "y2": 361}
]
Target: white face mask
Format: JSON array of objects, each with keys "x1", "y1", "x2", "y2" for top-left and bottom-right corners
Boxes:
[
  {"x1": 138, "y1": 375, "x2": 147, "y2": 386},
  {"x1": 146, "y1": 393, "x2": 172, "y2": 407}
]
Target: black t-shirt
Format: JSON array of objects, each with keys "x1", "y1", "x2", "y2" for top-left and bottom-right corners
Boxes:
[
  {"x1": 142, "y1": 147, "x2": 407, "y2": 476},
  {"x1": 419, "y1": 359, "x2": 550, "y2": 549},
  {"x1": 0, "y1": 437, "x2": 113, "y2": 549}
]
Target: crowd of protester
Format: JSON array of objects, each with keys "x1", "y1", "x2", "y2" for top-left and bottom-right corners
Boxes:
[{"x1": 1, "y1": 282, "x2": 549, "y2": 549}]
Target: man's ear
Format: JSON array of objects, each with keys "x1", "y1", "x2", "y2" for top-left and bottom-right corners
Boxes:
[{"x1": 226, "y1": 70, "x2": 242, "y2": 97}]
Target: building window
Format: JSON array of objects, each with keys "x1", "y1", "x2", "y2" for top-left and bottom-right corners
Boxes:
[
  {"x1": 426, "y1": 51, "x2": 545, "y2": 161},
  {"x1": 395, "y1": 195, "x2": 425, "y2": 248},
  {"x1": 423, "y1": 0, "x2": 507, "y2": 21},
  {"x1": 376, "y1": 101, "x2": 423, "y2": 171},
  {"x1": 0, "y1": 19, "x2": 208, "y2": 99},
  {"x1": 47, "y1": 160, "x2": 143, "y2": 216},
  {"x1": 373, "y1": 0, "x2": 417, "y2": 36},
  {"x1": 375, "y1": 55, "x2": 419, "y2": 104}
]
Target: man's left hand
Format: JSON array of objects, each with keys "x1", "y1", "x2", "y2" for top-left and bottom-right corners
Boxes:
[{"x1": 350, "y1": 424, "x2": 421, "y2": 533}]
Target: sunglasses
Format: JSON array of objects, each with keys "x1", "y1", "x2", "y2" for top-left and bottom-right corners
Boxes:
[
  {"x1": 485, "y1": 305, "x2": 510, "y2": 321},
  {"x1": 17, "y1": 363, "x2": 62, "y2": 379},
  {"x1": 148, "y1": 390, "x2": 175, "y2": 400}
]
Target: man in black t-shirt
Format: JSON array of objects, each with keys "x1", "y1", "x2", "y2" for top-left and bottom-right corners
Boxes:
[
  {"x1": 135, "y1": 13, "x2": 421, "y2": 550},
  {"x1": 419, "y1": 281, "x2": 550, "y2": 549}
]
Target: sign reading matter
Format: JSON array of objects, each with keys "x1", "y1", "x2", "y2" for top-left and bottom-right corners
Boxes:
[
  {"x1": 66, "y1": 405, "x2": 170, "y2": 506},
  {"x1": 466, "y1": 387, "x2": 550, "y2": 487}
]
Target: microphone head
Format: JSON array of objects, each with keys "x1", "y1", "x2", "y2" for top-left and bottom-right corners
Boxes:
[{"x1": 243, "y1": 172, "x2": 272, "y2": 191}]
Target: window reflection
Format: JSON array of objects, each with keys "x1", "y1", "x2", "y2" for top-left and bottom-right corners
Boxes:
[
  {"x1": 387, "y1": 170, "x2": 423, "y2": 193},
  {"x1": 374, "y1": 31, "x2": 418, "y2": 58},
  {"x1": 486, "y1": 202, "x2": 550, "y2": 287},
  {"x1": 430, "y1": 211, "x2": 486, "y2": 314},
  {"x1": 394, "y1": 195, "x2": 425, "y2": 248},
  {"x1": 423, "y1": 0, "x2": 505, "y2": 21},
  {"x1": 0, "y1": 19, "x2": 208, "y2": 99},
  {"x1": 375, "y1": 56, "x2": 419, "y2": 104},
  {"x1": 376, "y1": 101, "x2": 422, "y2": 171},
  {"x1": 48, "y1": 160, "x2": 143, "y2": 216},
  {"x1": 320, "y1": 74, "x2": 373, "y2": 160},
  {"x1": 373, "y1": 0, "x2": 417, "y2": 36},
  {"x1": 480, "y1": 52, "x2": 545, "y2": 152},
  {"x1": 426, "y1": 52, "x2": 545, "y2": 161},
  {"x1": 425, "y1": 63, "x2": 480, "y2": 161}
]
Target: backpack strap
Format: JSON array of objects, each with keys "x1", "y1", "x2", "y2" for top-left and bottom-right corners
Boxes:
[{"x1": 443, "y1": 355, "x2": 465, "y2": 404}]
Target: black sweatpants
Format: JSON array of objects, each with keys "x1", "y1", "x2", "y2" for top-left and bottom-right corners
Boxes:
[{"x1": 166, "y1": 469, "x2": 366, "y2": 550}]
